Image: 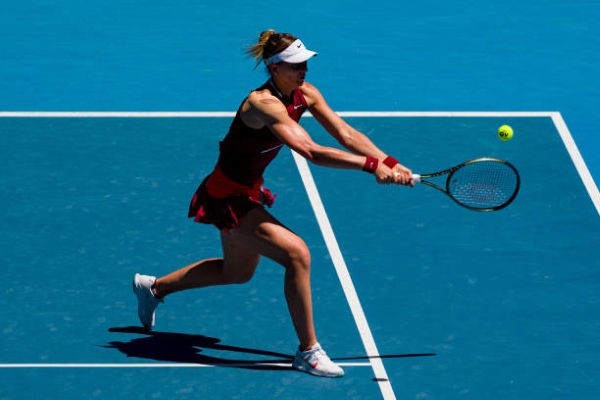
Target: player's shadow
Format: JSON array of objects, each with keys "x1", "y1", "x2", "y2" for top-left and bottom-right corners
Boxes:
[
  {"x1": 105, "y1": 326, "x2": 437, "y2": 372},
  {"x1": 105, "y1": 326, "x2": 294, "y2": 371}
]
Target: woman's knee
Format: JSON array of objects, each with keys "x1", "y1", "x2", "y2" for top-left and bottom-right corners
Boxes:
[{"x1": 285, "y1": 239, "x2": 311, "y2": 272}]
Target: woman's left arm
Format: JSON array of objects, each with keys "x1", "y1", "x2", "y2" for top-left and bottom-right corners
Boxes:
[{"x1": 303, "y1": 82, "x2": 413, "y2": 185}]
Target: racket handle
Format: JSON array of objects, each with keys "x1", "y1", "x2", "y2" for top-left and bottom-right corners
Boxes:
[{"x1": 394, "y1": 172, "x2": 421, "y2": 183}]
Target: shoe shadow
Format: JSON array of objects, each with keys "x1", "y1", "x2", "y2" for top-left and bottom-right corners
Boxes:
[
  {"x1": 105, "y1": 326, "x2": 437, "y2": 373},
  {"x1": 105, "y1": 326, "x2": 294, "y2": 371}
]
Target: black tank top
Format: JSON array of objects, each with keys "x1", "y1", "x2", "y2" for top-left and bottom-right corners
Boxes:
[{"x1": 217, "y1": 80, "x2": 308, "y2": 187}]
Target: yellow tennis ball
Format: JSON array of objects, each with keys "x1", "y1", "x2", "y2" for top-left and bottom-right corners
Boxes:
[{"x1": 498, "y1": 125, "x2": 514, "y2": 141}]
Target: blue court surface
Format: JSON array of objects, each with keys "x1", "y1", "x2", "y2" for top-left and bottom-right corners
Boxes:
[
  {"x1": 1, "y1": 113, "x2": 599, "y2": 400},
  {"x1": 2, "y1": 1, "x2": 600, "y2": 399}
]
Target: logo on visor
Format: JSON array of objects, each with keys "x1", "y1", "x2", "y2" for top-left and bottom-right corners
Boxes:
[{"x1": 297, "y1": 43, "x2": 302, "y2": 48}]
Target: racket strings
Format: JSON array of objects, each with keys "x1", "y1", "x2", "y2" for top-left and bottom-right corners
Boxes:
[{"x1": 448, "y1": 161, "x2": 519, "y2": 209}]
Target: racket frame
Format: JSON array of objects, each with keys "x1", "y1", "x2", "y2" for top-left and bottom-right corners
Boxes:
[{"x1": 412, "y1": 157, "x2": 520, "y2": 211}]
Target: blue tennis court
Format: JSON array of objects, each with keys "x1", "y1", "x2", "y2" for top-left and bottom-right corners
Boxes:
[
  {"x1": 2, "y1": 1, "x2": 600, "y2": 399},
  {"x1": 1, "y1": 113, "x2": 599, "y2": 399}
]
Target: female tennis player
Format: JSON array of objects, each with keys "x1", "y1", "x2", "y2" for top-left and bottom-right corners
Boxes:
[{"x1": 133, "y1": 29, "x2": 413, "y2": 378}]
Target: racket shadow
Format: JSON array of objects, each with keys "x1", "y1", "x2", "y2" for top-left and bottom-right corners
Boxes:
[
  {"x1": 333, "y1": 353, "x2": 437, "y2": 361},
  {"x1": 104, "y1": 326, "x2": 294, "y2": 371}
]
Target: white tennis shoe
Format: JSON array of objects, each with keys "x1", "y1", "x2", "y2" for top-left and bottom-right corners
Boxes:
[
  {"x1": 132, "y1": 273, "x2": 163, "y2": 330},
  {"x1": 292, "y1": 342, "x2": 344, "y2": 378}
]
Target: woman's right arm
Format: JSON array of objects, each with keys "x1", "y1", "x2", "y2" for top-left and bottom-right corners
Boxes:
[{"x1": 242, "y1": 91, "x2": 397, "y2": 184}]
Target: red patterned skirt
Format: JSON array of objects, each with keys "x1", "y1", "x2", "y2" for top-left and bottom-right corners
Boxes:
[{"x1": 188, "y1": 166, "x2": 275, "y2": 232}]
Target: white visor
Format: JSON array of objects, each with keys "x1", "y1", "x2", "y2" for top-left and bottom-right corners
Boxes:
[{"x1": 264, "y1": 39, "x2": 318, "y2": 65}]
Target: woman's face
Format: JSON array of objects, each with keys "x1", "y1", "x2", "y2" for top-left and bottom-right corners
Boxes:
[{"x1": 273, "y1": 61, "x2": 309, "y2": 88}]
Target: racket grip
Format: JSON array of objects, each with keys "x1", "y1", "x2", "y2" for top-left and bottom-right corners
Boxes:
[{"x1": 395, "y1": 172, "x2": 421, "y2": 183}]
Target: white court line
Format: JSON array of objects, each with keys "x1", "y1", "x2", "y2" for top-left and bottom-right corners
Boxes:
[
  {"x1": 0, "y1": 111, "x2": 236, "y2": 117},
  {"x1": 0, "y1": 362, "x2": 370, "y2": 368},
  {"x1": 291, "y1": 151, "x2": 396, "y2": 400},
  {"x1": 0, "y1": 111, "x2": 555, "y2": 118},
  {"x1": 551, "y1": 113, "x2": 600, "y2": 216}
]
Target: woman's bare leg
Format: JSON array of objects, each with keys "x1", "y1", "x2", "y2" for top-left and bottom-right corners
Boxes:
[
  {"x1": 153, "y1": 231, "x2": 261, "y2": 298},
  {"x1": 226, "y1": 208, "x2": 316, "y2": 351},
  {"x1": 152, "y1": 207, "x2": 317, "y2": 350}
]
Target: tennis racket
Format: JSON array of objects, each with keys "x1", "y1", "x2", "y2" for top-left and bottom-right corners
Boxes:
[{"x1": 410, "y1": 157, "x2": 520, "y2": 211}]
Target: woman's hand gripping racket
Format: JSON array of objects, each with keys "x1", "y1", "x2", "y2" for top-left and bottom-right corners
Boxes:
[{"x1": 410, "y1": 157, "x2": 520, "y2": 211}]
